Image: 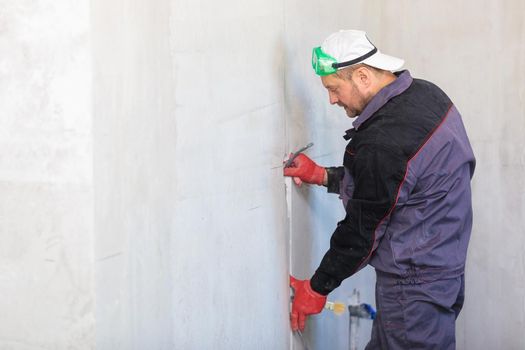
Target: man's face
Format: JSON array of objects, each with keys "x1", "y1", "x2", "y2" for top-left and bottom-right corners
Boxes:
[{"x1": 321, "y1": 73, "x2": 369, "y2": 118}]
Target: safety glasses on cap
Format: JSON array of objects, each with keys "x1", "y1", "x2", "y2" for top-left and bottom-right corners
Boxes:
[
  {"x1": 311, "y1": 47, "x2": 338, "y2": 76},
  {"x1": 311, "y1": 45, "x2": 378, "y2": 76}
]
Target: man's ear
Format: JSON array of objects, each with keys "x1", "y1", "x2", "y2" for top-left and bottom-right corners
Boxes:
[{"x1": 354, "y1": 66, "x2": 373, "y2": 88}]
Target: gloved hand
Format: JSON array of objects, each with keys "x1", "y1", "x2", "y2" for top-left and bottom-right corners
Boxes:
[
  {"x1": 290, "y1": 275, "x2": 327, "y2": 332},
  {"x1": 283, "y1": 153, "x2": 326, "y2": 186}
]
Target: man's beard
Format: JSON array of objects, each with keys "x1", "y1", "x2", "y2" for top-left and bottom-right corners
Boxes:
[
  {"x1": 344, "y1": 81, "x2": 370, "y2": 118},
  {"x1": 343, "y1": 94, "x2": 368, "y2": 118}
]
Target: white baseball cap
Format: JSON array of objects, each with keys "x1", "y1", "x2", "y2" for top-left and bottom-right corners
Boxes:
[{"x1": 319, "y1": 29, "x2": 404, "y2": 72}]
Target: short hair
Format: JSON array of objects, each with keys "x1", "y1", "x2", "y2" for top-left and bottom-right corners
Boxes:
[{"x1": 333, "y1": 63, "x2": 384, "y2": 81}]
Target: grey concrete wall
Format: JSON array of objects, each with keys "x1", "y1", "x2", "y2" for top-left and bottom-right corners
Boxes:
[
  {"x1": 91, "y1": 0, "x2": 177, "y2": 348},
  {"x1": 2, "y1": 1, "x2": 524, "y2": 349},
  {"x1": 92, "y1": 0, "x2": 289, "y2": 349},
  {"x1": 0, "y1": 0, "x2": 94, "y2": 348}
]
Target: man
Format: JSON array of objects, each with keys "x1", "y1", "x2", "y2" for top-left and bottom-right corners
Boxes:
[{"x1": 284, "y1": 30, "x2": 475, "y2": 349}]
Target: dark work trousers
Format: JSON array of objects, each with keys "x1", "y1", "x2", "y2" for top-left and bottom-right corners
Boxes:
[{"x1": 365, "y1": 271, "x2": 465, "y2": 350}]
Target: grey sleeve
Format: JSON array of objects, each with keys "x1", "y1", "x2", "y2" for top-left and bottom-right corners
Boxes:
[{"x1": 326, "y1": 166, "x2": 345, "y2": 194}]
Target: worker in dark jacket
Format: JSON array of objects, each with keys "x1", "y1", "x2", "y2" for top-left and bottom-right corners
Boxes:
[{"x1": 284, "y1": 30, "x2": 475, "y2": 349}]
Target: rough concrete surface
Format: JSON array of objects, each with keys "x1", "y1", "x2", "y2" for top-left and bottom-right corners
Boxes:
[
  {"x1": 1, "y1": 0, "x2": 524, "y2": 349},
  {"x1": 0, "y1": 0, "x2": 94, "y2": 349}
]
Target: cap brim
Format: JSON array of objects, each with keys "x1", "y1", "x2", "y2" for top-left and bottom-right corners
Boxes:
[{"x1": 362, "y1": 51, "x2": 404, "y2": 71}]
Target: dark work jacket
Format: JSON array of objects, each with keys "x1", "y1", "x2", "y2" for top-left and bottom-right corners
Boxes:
[{"x1": 311, "y1": 71, "x2": 476, "y2": 295}]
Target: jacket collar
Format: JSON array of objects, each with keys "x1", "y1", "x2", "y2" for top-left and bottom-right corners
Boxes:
[{"x1": 349, "y1": 70, "x2": 413, "y2": 133}]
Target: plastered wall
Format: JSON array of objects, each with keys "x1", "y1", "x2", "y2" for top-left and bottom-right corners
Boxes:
[
  {"x1": 1, "y1": 1, "x2": 524, "y2": 349},
  {"x1": 0, "y1": 0, "x2": 94, "y2": 348},
  {"x1": 92, "y1": 0, "x2": 289, "y2": 348}
]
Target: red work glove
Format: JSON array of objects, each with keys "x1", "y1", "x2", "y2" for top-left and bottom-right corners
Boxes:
[
  {"x1": 290, "y1": 275, "x2": 327, "y2": 332},
  {"x1": 283, "y1": 153, "x2": 326, "y2": 186}
]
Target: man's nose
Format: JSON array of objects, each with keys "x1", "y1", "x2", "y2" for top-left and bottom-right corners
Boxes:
[{"x1": 329, "y1": 92, "x2": 338, "y2": 105}]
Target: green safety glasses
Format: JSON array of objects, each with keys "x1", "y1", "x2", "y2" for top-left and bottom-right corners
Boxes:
[
  {"x1": 311, "y1": 46, "x2": 378, "y2": 76},
  {"x1": 312, "y1": 47, "x2": 339, "y2": 76}
]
